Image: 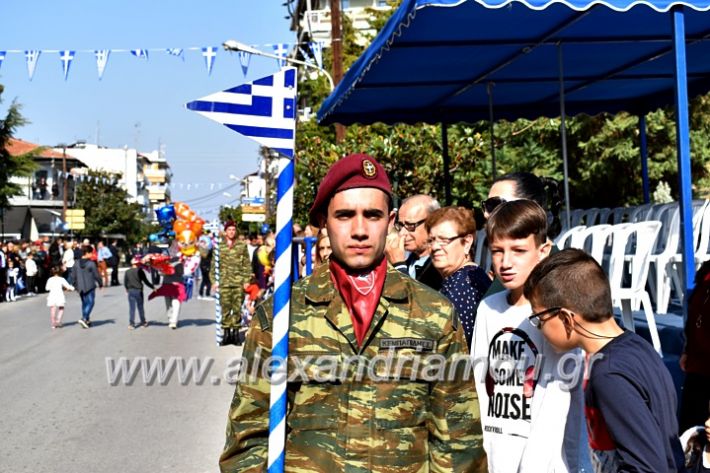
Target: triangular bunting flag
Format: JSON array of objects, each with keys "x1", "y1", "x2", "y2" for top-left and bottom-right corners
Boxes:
[
  {"x1": 131, "y1": 49, "x2": 149, "y2": 60},
  {"x1": 166, "y1": 48, "x2": 184, "y2": 61},
  {"x1": 0, "y1": 51, "x2": 5, "y2": 70},
  {"x1": 186, "y1": 67, "x2": 298, "y2": 158},
  {"x1": 272, "y1": 43, "x2": 289, "y2": 68},
  {"x1": 298, "y1": 47, "x2": 314, "y2": 67},
  {"x1": 202, "y1": 47, "x2": 217, "y2": 76},
  {"x1": 238, "y1": 50, "x2": 251, "y2": 77},
  {"x1": 95, "y1": 49, "x2": 110, "y2": 80},
  {"x1": 59, "y1": 50, "x2": 75, "y2": 81},
  {"x1": 25, "y1": 50, "x2": 41, "y2": 81},
  {"x1": 310, "y1": 41, "x2": 324, "y2": 70}
]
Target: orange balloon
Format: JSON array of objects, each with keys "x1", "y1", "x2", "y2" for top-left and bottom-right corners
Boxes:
[
  {"x1": 173, "y1": 202, "x2": 189, "y2": 215},
  {"x1": 190, "y1": 219, "x2": 204, "y2": 236},
  {"x1": 177, "y1": 207, "x2": 196, "y2": 222},
  {"x1": 173, "y1": 219, "x2": 189, "y2": 234}
]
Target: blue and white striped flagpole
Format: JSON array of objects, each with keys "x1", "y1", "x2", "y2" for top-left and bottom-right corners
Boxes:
[
  {"x1": 213, "y1": 235, "x2": 223, "y2": 345},
  {"x1": 185, "y1": 67, "x2": 297, "y2": 471},
  {"x1": 267, "y1": 155, "x2": 294, "y2": 472}
]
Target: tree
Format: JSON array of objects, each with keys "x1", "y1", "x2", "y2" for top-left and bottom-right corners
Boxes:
[
  {"x1": 0, "y1": 87, "x2": 37, "y2": 212},
  {"x1": 74, "y1": 170, "x2": 149, "y2": 244}
]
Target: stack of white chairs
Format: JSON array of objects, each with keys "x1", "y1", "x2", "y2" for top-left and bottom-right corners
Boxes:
[
  {"x1": 608, "y1": 221, "x2": 663, "y2": 355},
  {"x1": 554, "y1": 225, "x2": 587, "y2": 249},
  {"x1": 569, "y1": 224, "x2": 614, "y2": 267}
]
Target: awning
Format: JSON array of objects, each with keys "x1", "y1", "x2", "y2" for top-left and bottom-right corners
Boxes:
[{"x1": 318, "y1": 0, "x2": 710, "y2": 125}]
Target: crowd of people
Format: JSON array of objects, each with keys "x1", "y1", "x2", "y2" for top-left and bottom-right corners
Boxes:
[{"x1": 216, "y1": 153, "x2": 708, "y2": 473}]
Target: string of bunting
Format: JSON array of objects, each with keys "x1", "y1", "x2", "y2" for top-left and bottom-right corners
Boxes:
[{"x1": 0, "y1": 41, "x2": 325, "y2": 81}]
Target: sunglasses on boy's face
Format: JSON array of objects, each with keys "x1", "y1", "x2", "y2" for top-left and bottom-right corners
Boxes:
[
  {"x1": 481, "y1": 196, "x2": 509, "y2": 215},
  {"x1": 528, "y1": 307, "x2": 562, "y2": 328}
]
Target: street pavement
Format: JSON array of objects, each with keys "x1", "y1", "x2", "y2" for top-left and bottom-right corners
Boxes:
[{"x1": 0, "y1": 284, "x2": 242, "y2": 473}]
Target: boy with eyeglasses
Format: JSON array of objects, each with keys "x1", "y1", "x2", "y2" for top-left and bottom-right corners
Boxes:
[
  {"x1": 471, "y1": 199, "x2": 583, "y2": 472},
  {"x1": 524, "y1": 248, "x2": 685, "y2": 472}
]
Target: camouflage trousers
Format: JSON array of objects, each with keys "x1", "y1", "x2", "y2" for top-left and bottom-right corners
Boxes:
[{"x1": 220, "y1": 286, "x2": 244, "y2": 328}]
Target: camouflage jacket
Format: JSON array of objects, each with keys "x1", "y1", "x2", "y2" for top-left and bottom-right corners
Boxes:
[
  {"x1": 211, "y1": 238, "x2": 252, "y2": 288},
  {"x1": 219, "y1": 263, "x2": 486, "y2": 472}
]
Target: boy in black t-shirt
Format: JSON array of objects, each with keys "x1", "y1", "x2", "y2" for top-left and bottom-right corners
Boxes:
[{"x1": 524, "y1": 248, "x2": 685, "y2": 473}]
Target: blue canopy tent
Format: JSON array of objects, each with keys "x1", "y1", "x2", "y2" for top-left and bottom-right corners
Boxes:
[{"x1": 317, "y1": 0, "x2": 710, "y2": 296}]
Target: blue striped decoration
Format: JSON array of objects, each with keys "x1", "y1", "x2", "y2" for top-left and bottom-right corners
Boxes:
[
  {"x1": 267, "y1": 156, "x2": 294, "y2": 472},
  {"x1": 214, "y1": 236, "x2": 223, "y2": 345},
  {"x1": 186, "y1": 69, "x2": 297, "y2": 471}
]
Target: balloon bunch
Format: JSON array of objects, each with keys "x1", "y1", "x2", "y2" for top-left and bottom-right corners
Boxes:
[{"x1": 151, "y1": 202, "x2": 205, "y2": 257}]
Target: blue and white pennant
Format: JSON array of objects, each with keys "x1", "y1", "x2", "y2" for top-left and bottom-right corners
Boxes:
[
  {"x1": 0, "y1": 51, "x2": 5, "y2": 70},
  {"x1": 185, "y1": 67, "x2": 297, "y2": 157},
  {"x1": 59, "y1": 50, "x2": 75, "y2": 81},
  {"x1": 272, "y1": 43, "x2": 289, "y2": 68},
  {"x1": 25, "y1": 50, "x2": 41, "y2": 80},
  {"x1": 95, "y1": 50, "x2": 110, "y2": 80},
  {"x1": 201, "y1": 47, "x2": 217, "y2": 76}
]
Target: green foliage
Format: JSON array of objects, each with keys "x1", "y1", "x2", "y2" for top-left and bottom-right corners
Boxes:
[
  {"x1": 0, "y1": 89, "x2": 37, "y2": 210},
  {"x1": 74, "y1": 170, "x2": 149, "y2": 244}
]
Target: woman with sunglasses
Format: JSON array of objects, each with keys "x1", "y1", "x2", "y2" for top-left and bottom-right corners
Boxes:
[
  {"x1": 482, "y1": 172, "x2": 563, "y2": 298},
  {"x1": 425, "y1": 206, "x2": 492, "y2": 347}
]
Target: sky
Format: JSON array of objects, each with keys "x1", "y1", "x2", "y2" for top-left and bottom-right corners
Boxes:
[{"x1": 0, "y1": 1, "x2": 295, "y2": 220}]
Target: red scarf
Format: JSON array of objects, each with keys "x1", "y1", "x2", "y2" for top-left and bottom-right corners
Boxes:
[{"x1": 329, "y1": 257, "x2": 387, "y2": 346}]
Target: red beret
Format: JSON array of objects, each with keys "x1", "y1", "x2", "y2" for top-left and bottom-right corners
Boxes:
[
  {"x1": 223, "y1": 220, "x2": 237, "y2": 230},
  {"x1": 309, "y1": 153, "x2": 392, "y2": 226}
]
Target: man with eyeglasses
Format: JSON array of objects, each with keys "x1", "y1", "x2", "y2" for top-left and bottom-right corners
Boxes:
[{"x1": 385, "y1": 194, "x2": 443, "y2": 290}]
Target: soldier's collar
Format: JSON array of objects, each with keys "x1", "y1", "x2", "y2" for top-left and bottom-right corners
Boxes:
[{"x1": 305, "y1": 262, "x2": 408, "y2": 303}]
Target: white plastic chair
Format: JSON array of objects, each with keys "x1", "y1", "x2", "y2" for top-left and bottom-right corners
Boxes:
[
  {"x1": 611, "y1": 207, "x2": 628, "y2": 224},
  {"x1": 629, "y1": 203, "x2": 652, "y2": 222},
  {"x1": 554, "y1": 225, "x2": 586, "y2": 249},
  {"x1": 694, "y1": 200, "x2": 710, "y2": 266},
  {"x1": 667, "y1": 200, "x2": 710, "y2": 304},
  {"x1": 598, "y1": 208, "x2": 612, "y2": 225},
  {"x1": 608, "y1": 221, "x2": 663, "y2": 355},
  {"x1": 581, "y1": 208, "x2": 600, "y2": 227},
  {"x1": 569, "y1": 224, "x2": 614, "y2": 267},
  {"x1": 647, "y1": 204, "x2": 680, "y2": 314}
]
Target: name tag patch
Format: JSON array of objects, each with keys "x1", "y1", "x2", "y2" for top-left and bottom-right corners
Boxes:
[{"x1": 379, "y1": 338, "x2": 436, "y2": 352}]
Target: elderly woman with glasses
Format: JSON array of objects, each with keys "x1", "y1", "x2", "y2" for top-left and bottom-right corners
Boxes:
[{"x1": 425, "y1": 206, "x2": 491, "y2": 347}]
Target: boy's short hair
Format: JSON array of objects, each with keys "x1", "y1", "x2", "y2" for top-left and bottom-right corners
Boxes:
[
  {"x1": 523, "y1": 248, "x2": 613, "y2": 323},
  {"x1": 486, "y1": 199, "x2": 548, "y2": 247}
]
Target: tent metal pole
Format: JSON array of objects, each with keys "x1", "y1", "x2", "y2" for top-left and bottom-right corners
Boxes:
[
  {"x1": 441, "y1": 123, "x2": 452, "y2": 205},
  {"x1": 671, "y1": 6, "x2": 696, "y2": 301},
  {"x1": 558, "y1": 44, "x2": 571, "y2": 230},
  {"x1": 487, "y1": 82, "x2": 497, "y2": 179},
  {"x1": 639, "y1": 115, "x2": 651, "y2": 204}
]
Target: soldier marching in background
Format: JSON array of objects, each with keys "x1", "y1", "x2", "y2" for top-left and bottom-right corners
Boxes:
[
  {"x1": 211, "y1": 220, "x2": 252, "y2": 346},
  {"x1": 220, "y1": 153, "x2": 486, "y2": 472}
]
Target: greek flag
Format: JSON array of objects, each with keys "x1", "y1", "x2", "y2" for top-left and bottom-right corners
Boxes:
[
  {"x1": 185, "y1": 67, "x2": 297, "y2": 158},
  {"x1": 25, "y1": 50, "x2": 41, "y2": 81},
  {"x1": 202, "y1": 46, "x2": 217, "y2": 76},
  {"x1": 131, "y1": 49, "x2": 149, "y2": 60},
  {"x1": 95, "y1": 49, "x2": 110, "y2": 80},
  {"x1": 0, "y1": 51, "x2": 5, "y2": 70},
  {"x1": 272, "y1": 43, "x2": 289, "y2": 68},
  {"x1": 59, "y1": 50, "x2": 75, "y2": 81}
]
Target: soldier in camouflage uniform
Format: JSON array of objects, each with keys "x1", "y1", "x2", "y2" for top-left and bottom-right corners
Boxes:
[
  {"x1": 220, "y1": 154, "x2": 486, "y2": 472},
  {"x1": 211, "y1": 220, "x2": 252, "y2": 345}
]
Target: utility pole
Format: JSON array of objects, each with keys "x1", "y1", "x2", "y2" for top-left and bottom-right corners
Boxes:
[{"x1": 330, "y1": 0, "x2": 346, "y2": 143}]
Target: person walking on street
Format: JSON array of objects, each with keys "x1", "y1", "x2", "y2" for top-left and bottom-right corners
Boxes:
[
  {"x1": 72, "y1": 245, "x2": 102, "y2": 329},
  {"x1": 61, "y1": 241, "x2": 75, "y2": 284},
  {"x1": 46, "y1": 266, "x2": 74, "y2": 329},
  {"x1": 96, "y1": 241, "x2": 111, "y2": 288},
  {"x1": 109, "y1": 240, "x2": 120, "y2": 286},
  {"x1": 219, "y1": 153, "x2": 486, "y2": 472},
  {"x1": 25, "y1": 252, "x2": 38, "y2": 296},
  {"x1": 124, "y1": 256, "x2": 154, "y2": 329}
]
